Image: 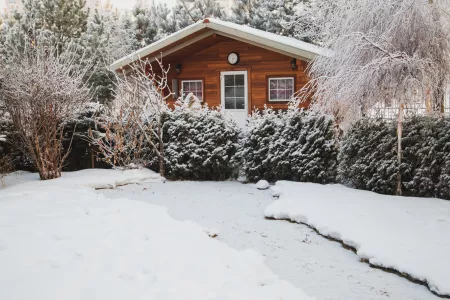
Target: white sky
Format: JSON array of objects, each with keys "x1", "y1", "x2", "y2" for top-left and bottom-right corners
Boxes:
[
  {"x1": 107, "y1": 0, "x2": 178, "y2": 10},
  {"x1": 1, "y1": 0, "x2": 177, "y2": 11}
]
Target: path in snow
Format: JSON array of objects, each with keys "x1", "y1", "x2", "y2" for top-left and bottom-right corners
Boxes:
[{"x1": 100, "y1": 181, "x2": 440, "y2": 300}]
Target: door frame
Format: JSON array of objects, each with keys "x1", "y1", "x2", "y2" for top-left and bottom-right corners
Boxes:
[{"x1": 220, "y1": 70, "x2": 249, "y2": 113}]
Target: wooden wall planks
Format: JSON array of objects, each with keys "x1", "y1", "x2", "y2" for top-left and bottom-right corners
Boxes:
[{"x1": 150, "y1": 34, "x2": 311, "y2": 112}]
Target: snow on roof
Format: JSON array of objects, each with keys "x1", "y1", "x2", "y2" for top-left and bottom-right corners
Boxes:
[{"x1": 110, "y1": 18, "x2": 331, "y2": 71}]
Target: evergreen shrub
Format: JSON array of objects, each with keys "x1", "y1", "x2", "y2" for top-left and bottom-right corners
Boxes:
[
  {"x1": 339, "y1": 116, "x2": 450, "y2": 200},
  {"x1": 155, "y1": 99, "x2": 241, "y2": 180},
  {"x1": 241, "y1": 105, "x2": 338, "y2": 183}
]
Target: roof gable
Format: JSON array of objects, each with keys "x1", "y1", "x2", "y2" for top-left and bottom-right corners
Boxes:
[{"x1": 110, "y1": 18, "x2": 330, "y2": 71}]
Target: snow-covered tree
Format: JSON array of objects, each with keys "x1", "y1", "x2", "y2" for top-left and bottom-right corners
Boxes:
[
  {"x1": 174, "y1": 0, "x2": 226, "y2": 29},
  {"x1": 79, "y1": 9, "x2": 115, "y2": 104},
  {"x1": 0, "y1": 43, "x2": 92, "y2": 180},
  {"x1": 230, "y1": 0, "x2": 253, "y2": 25},
  {"x1": 303, "y1": 0, "x2": 450, "y2": 195},
  {"x1": 288, "y1": 0, "x2": 332, "y2": 43},
  {"x1": 231, "y1": 0, "x2": 302, "y2": 38},
  {"x1": 23, "y1": 0, "x2": 89, "y2": 51},
  {"x1": 132, "y1": 5, "x2": 157, "y2": 48},
  {"x1": 90, "y1": 59, "x2": 170, "y2": 176}
]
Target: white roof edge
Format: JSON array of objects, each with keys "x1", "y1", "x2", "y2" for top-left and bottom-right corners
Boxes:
[
  {"x1": 110, "y1": 20, "x2": 207, "y2": 71},
  {"x1": 110, "y1": 18, "x2": 330, "y2": 71}
]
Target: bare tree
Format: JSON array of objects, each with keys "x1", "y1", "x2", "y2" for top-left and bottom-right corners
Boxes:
[
  {"x1": 90, "y1": 58, "x2": 170, "y2": 176},
  {"x1": 0, "y1": 45, "x2": 92, "y2": 180},
  {"x1": 301, "y1": 0, "x2": 450, "y2": 195}
]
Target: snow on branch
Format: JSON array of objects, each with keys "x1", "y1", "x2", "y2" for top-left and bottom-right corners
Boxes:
[
  {"x1": 0, "y1": 43, "x2": 93, "y2": 180},
  {"x1": 301, "y1": 0, "x2": 450, "y2": 128},
  {"x1": 89, "y1": 57, "x2": 171, "y2": 176}
]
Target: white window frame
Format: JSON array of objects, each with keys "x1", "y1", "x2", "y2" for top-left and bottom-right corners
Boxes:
[
  {"x1": 181, "y1": 80, "x2": 204, "y2": 102},
  {"x1": 268, "y1": 77, "x2": 295, "y2": 102}
]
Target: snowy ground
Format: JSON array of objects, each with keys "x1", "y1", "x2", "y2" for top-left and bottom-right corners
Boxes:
[
  {"x1": 265, "y1": 181, "x2": 450, "y2": 297},
  {"x1": 0, "y1": 171, "x2": 310, "y2": 300},
  {"x1": 100, "y1": 180, "x2": 441, "y2": 300}
]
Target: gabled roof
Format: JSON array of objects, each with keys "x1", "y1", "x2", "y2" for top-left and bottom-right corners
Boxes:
[{"x1": 110, "y1": 18, "x2": 331, "y2": 71}]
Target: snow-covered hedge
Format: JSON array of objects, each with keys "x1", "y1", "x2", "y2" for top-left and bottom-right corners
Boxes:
[
  {"x1": 154, "y1": 100, "x2": 241, "y2": 180},
  {"x1": 241, "y1": 106, "x2": 338, "y2": 183},
  {"x1": 339, "y1": 117, "x2": 450, "y2": 199},
  {"x1": 338, "y1": 118, "x2": 398, "y2": 194}
]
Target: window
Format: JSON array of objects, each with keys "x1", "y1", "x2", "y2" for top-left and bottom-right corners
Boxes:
[
  {"x1": 268, "y1": 77, "x2": 294, "y2": 102},
  {"x1": 181, "y1": 80, "x2": 203, "y2": 101},
  {"x1": 223, "y1": 74, "x2": 246, "y2": 109}
]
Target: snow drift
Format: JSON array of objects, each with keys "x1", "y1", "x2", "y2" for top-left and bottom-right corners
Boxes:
[{"x1": 264, "y1": 181, "x2": 450, "y2": 296}]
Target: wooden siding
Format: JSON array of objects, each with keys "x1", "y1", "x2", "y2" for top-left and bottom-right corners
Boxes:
[{"x1": 151, "y1": 34, "x2": 310, "y2": 112}]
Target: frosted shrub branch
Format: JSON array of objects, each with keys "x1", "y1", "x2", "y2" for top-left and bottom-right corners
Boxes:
[
  {"x1": 0, "y1": 43, "x2": 92, "y2": 180},
  {"x1": 89, "y1": 57, "x2": 170, "y2": 176}
]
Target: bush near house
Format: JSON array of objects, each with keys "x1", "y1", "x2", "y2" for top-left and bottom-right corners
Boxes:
[
  {"x1": 339, "y1": 116, "x2": 450, "y2": 200},
  {"x1": 152, "y1": 100, "x2": 241, "y2": 181},
  {"x1": 0, "y1": 119, "x2": 35, "y2": 172},
  {"x1": 241, "y1": 106, "x2": 338, "y2": 183}
]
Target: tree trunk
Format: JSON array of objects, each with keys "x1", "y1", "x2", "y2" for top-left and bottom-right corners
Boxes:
[
  {"x1": 396, "y1": 102, "x2": 404, "y2": 196},
  {"x1": 158, "y1": 127, "x2": 165, "y2": 178}
]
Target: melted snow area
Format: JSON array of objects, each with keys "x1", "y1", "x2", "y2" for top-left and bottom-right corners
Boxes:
[
  {"x1": 265, "y1": 181, "x2": 450, "y2": 297},
  {"x1": 101, "y1": 180, "x2": 441, "y2": 300},
  {"x1": 0, "y1": 171, "x2": 310, "y2": 300}
]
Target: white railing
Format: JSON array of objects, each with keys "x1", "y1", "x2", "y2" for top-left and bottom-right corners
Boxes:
[{"x1": 367, "y1": 91, "x2": 450, "y2": 119}]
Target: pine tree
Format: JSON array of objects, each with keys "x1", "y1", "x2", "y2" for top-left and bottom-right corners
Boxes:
[
  {"x1": 132, "y1": 5, "x2": 157, "y2": 48},
  {"x1": 78, "y1": 9, "x2": 114, "y2": 104},
  {"x1": 152, "y1": 3, "x2": 177, "y2": 39},
  {"x1": 24, "y1": 0, "x2": 89, "y2": 51},
  {"x1": 230, "y1": 0, "x2": 302, "y2": 37},
  {"x1": 230, "y1": 0, "x2": 253, "y2": 25},
  {"x1": 173, "y1": 0, "x2": 226, "y2": 31}
]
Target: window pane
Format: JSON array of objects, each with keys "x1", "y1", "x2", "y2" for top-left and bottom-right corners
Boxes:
[
  {"x1": 225, "y1": 97, "x2": 235, "y2": 109},
  {"x1": 225, "y1": 87, "x2": 235, "y2": 98},
  {"x1": 182, "y1": 81, "x2": 203, "y2": 101},
  {"x1": 286, "y1": 79, "x2": 293, "y2": 89},
  {"x1": 268, "y1": 78, "x2": 294, "y2": 101},
  {"x1": 225, "y1": 75, "x2": 234, "y2": 86},
  {"x1": 236, "y1": 98, "x2": 245, "y2": 109},
  {"x1": 235, "y1": 86, "x2": 244, "y2": 98},
  {"x1": 235, "y1": 75, "x2": 245, "y2": 86},
  {"x1": 270, "y1": 90, "x2": 277, "y2": 100},
  {"x1": 270, "y1": 79, "x2": 277, "y2": 89},
  {"x1": 285, "y1": 90, "x2": 293, "y2": 100}
]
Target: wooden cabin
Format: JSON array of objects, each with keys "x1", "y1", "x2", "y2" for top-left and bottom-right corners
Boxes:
[{"x1": 110, "y1": 18, "x2": 328, "y2": 127}]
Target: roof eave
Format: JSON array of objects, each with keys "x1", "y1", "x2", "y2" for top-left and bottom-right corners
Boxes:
[
  {"x1": 110, "y1": 21, "x2": 208, "y2": 71},
  {"x1": 110, "y1": 19, "x2": 328, "y2": 71}
]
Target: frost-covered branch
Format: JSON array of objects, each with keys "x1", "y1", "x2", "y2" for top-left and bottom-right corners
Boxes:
[
  {"x1": 0, "y1": 43, "x2": 92, "y2": 180},
  {"x1": 89, "y1": 57, "x2": 171, "y2": 176}
]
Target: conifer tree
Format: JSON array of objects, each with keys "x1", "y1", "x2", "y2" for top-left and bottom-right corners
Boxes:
[
  {"x1": 173, "y1": 0, "x2": 226, "y2": 31},
  {"x1": 230, "y1": 0, "x2": 303, "y2": 38},
  {"x1": 132, "y1": 5, "x2": 157, "y2": 48},
  {"x1": 23, "y1": 0, "x2": 89, "y2": 51}
]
